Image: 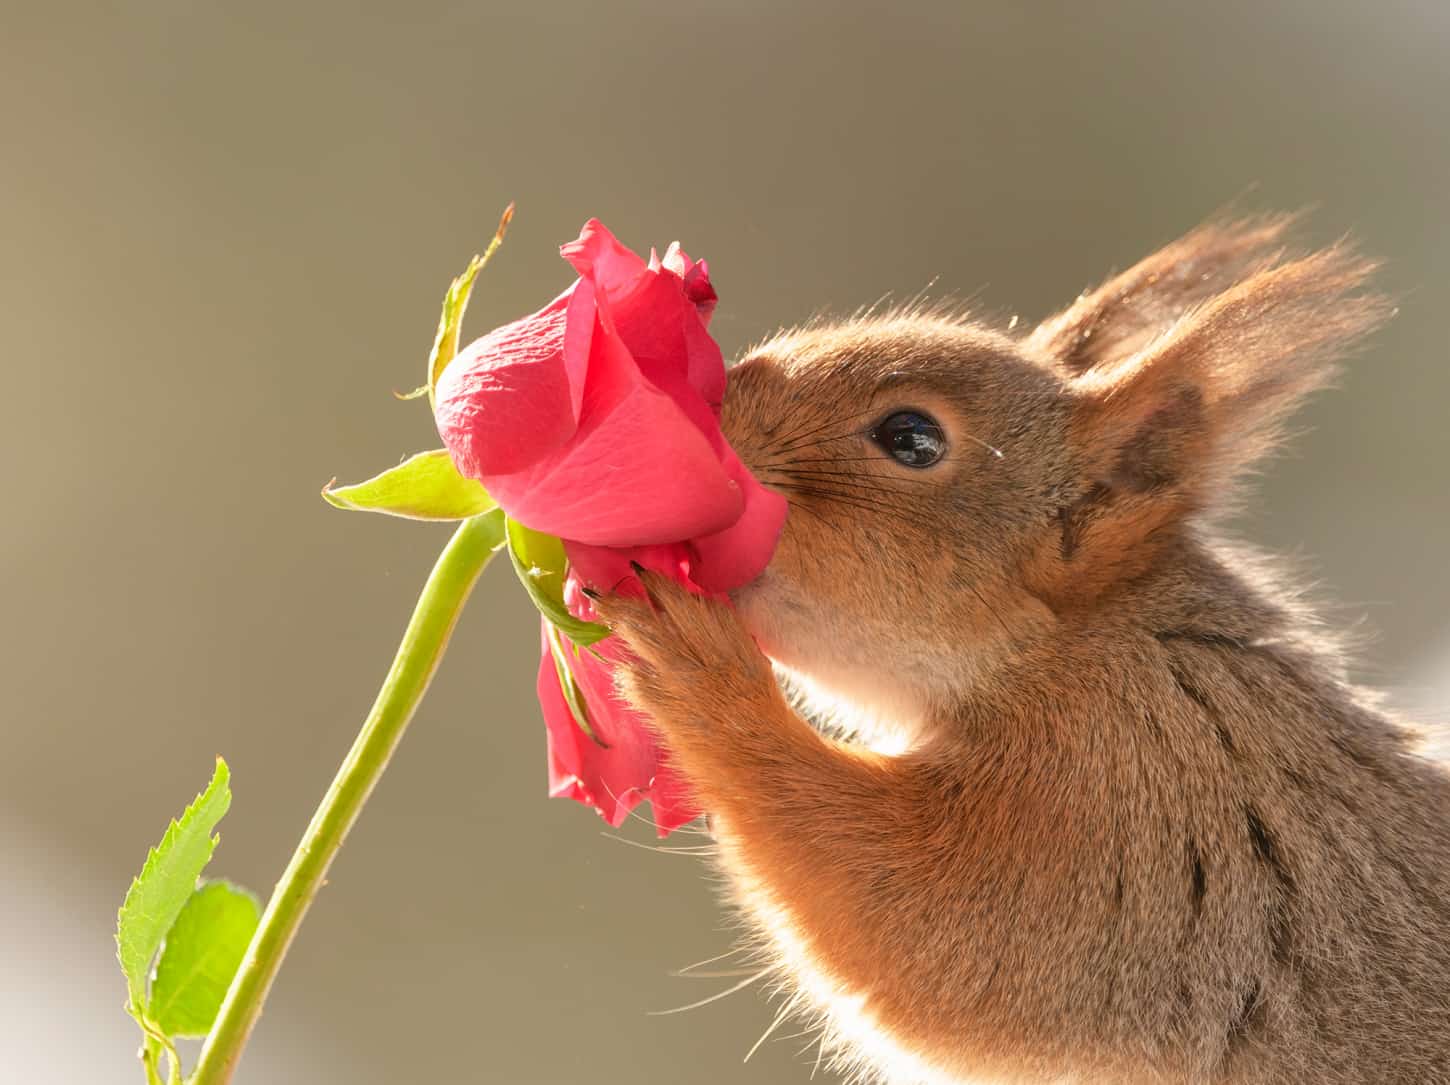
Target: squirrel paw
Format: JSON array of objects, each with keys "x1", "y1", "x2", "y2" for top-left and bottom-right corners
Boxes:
[{"x1": 591, "y1": 567, "x2": 778, "y2": 738}]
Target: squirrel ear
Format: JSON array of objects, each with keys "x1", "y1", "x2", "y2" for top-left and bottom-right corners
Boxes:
[
  {"x1": 1067, "y1": 243, "x2": 1391, "y2": 513},
  {"x1": 1027, "y1": 214, "x2": 1300, "y2": 377}
]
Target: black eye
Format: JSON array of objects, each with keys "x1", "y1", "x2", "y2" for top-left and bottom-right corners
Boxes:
[{"x1": 870, "y1": 410, "x2": 946, "y2": 467}]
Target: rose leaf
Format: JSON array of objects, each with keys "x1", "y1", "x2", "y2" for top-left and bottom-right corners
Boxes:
[
  {"x1": 149, "y1": 879, "x2": 261, "y2": 1038},
  {"x1": 116, "y1": 758, "x2": 232, "y2": 1016}
]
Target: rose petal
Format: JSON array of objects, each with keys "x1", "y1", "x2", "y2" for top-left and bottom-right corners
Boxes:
[
  {"x1": 536, "y1": 638, "x2": 591, "y2": 804},
  {"x1": 659, "y1": 242, "x2": 687, "y2": 278},
  {"x1": 435, "y1": 287, "x2": 584, "y2": 478},
  {"x1": 688, "y1": 449, "x2": 790, "y2": 593},
  {"x1": 576, "y1": 635, "x2": 700, "y2": 832},
  {"x1": 645, "y1": 756, "x2": 699, "y2": 835},
  {"x1": 561, "y1": 219, "x2": 649, "y2": 306},
  {"x1": 662, "y1": 243, "x2": 718, "y2": 325},
  {"x1": 682, "y1": 263, "x2": 717, "y2": 325},
  {"x1": 560, "y1": 277, "x2": 596, "y2": 422},
  {"x1": 562, "y1": 541, "x2": 696, "y2": 604},
  {"x1": 536, "y1": 628, "x2": 645, "y2": 826},
  {"x1": 608, "y1": 271, "x2": 713, "y2": 395},
  {"x1": 565, "y1": 224, "x2": 721, "y2": 404},
  {"x1": 682, "y1": 303, "x2": 726, "y2": 407},
  {"x1": 536, "y1": 623, "x2": 700, "y2": 832},
  {"x1": 481, "y1": 309, "x2": 743, "y2": 545}
]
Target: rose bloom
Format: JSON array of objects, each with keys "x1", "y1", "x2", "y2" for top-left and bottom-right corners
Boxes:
[{"x1": 435, "y1": 220, "x2": 786, "y2": 832}]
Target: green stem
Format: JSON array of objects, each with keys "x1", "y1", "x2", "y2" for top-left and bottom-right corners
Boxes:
[
  {"x1": 141, "y1": 1037, "x2": 164, "y2": 1085},
  {"x1": 190, "y1": 510, "x2": 506, "y2": 1085}
]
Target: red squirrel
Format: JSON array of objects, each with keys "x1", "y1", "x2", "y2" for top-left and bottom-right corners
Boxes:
[{"x1": 594, "y1": 216, "x2": 1450, "y2": 1084}]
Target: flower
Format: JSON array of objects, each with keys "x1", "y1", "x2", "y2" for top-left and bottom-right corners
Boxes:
[
  {"x1": 434, "y1": 220, "x2": 783, "y2": 588},
  {"x1": 435, "y1": 220, "x2": 787, "y2": 832}
]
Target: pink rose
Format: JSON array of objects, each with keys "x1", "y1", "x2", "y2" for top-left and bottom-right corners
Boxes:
[{"x1": 435, "y1": 220, "x2": 787, "y2": 831}]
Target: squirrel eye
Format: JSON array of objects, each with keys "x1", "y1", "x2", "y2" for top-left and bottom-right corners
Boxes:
[{"x1": 870, "y1": 410, "x2": 946, "y2": 467}]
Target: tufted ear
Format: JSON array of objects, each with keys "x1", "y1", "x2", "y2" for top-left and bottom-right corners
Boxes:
[
  {"x1": 1067, "y1": 243, "x2": 1390, "y2": 509},
  {"x1": 1021, "y1": 222, "x2": 1392, "y2": 608},
  {"x1": 1028, "y1": 241, "x2": 1391, "y2": 607},
  {"x1": 1027, "y1": 239, "x2": 1390, "y2": 609},
  {"x1": 1027, "y1": 215, "x2": 1301, "y2": 377}
]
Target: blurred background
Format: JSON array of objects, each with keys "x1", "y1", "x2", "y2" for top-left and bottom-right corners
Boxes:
[{"x1": 2, "y1": 2, "x2": 1447, "y2": 1082}]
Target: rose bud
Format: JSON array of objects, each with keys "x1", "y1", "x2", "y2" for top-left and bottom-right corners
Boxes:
[{"x1": 435, "y1": 220, "x2": 786, "y2": 831}]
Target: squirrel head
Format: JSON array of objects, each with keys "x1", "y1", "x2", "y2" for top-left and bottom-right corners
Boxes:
[{"x1": 722, "y1": 217, "x2": 1390, "y2": 733}]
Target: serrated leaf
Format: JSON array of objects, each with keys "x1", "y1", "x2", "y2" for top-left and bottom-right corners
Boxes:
[
  {"x1": 427, "y1": 202, "x2": 514, "y2": 409},
  {"x1": 322, "y1": 450, "x2": 496, "y2": 521},
  {"x1": 504, "y1": 517, "x2": 610, "y2": 647},
  {"x1": 149, "y1": 880, "x2": 261, "y2": 1037},
  {"x1": 116, "y1": 759, "x2": 232, "y2": 1014}
]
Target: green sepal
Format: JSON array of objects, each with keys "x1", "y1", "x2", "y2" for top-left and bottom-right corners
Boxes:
[
  {"x1": 322, "y1": 450, "x2": 496, "y2": 521},
  {"x1": 427, "y1": 202, "x2": 514, "y2": 409},
  {"x1": 546, "y1": 623, "x2": 606, "y2": 747},
  {"x1": 504, "y1": 517, "x2": 610, "y2": 647}
]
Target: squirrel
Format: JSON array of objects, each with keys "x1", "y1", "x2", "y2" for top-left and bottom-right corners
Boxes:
[{"x1": 593, "y1": 215, "x2": 1450, "y2": 1085}]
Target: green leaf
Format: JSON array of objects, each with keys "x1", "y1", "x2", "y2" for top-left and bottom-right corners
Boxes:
[
  {"x1": 149, "y1": 880, "x2": 261, "y2": 1038},
  {"x1": 322, "y1": 449, "x2": 496, "y2": 521},
  {"x1": 546, "y1": 623, "x2": 605, "y2": 746},
  {"x1": 504, "y1": 517, "x2": 610, "y2": 647},
  {"x1": 116, "y1": 759, "x2": 232, "y2": 1015},
  {"x1": 427, "y1": 202, "x2": 514, "y2": 408}
]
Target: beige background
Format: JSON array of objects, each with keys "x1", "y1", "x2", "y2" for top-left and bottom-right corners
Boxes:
[{"x1": 2, "y1": 3, "x2": 1447, "y2": 1083}]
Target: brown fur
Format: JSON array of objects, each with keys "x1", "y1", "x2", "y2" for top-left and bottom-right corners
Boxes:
[{"x1": 596, "y1": 217, "x2": 1450, "y2": 1084}]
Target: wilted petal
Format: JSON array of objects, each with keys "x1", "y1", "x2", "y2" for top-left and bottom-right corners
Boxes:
[
  {"x1": 682, "y1": 263, "x2": 717, "y2": 324},
  {"x1": 662, "y1": 243, "x2": 718, "y2": 325},
  {"x1": 659, "y1": 241, "x2": 688, "y2": 278}
]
